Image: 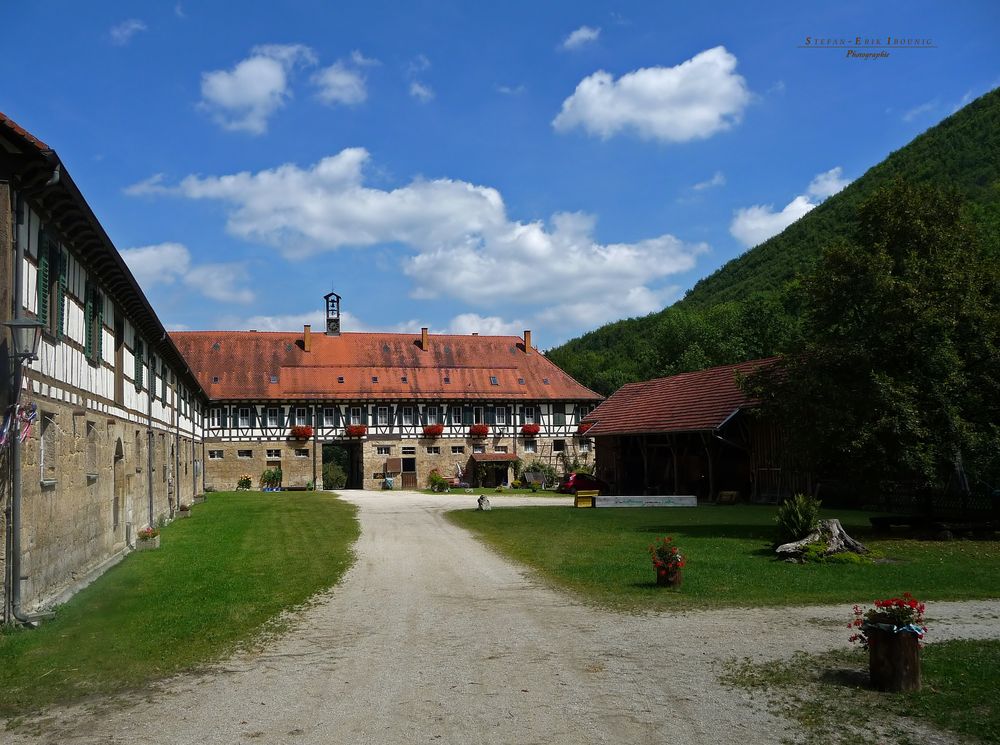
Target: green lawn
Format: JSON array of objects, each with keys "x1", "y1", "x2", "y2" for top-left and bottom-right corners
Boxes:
[
  {"x1": 0, "y1": 490, "x2": 359, "y2": 715},
  {"x1": 446, "y1": 504, "x2": 1000, "y2": 609}
]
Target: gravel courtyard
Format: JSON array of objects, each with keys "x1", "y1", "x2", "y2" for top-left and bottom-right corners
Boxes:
[{"x1": 6, "y1": 490, "x2": 1000, "y2": 744}]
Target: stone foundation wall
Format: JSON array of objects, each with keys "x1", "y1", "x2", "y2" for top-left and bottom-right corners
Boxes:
[
  {"x1": 17, "y1": 394, "x2": 191, "y2": 611},
  {"x1": 203, "y1": 439, "x2": 315, "y2": 491}
]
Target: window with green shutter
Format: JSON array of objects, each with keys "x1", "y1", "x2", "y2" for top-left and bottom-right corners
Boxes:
[
  {"x1": 84, "y1": 283, "x2": 104, "y2": 364},
  {"x1": 37, "y1": 233, "x2": 50, "y2": 328},
  {"x1": 134, "y1": 339, "x2": 144, "y2": 391}
]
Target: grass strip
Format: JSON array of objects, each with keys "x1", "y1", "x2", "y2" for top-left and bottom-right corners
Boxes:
[
  {"x1": 0, "y1": 490, "x2": 359, "y2": 715},
  {"x1": 446, "y1": 504, "x2": 1000, "y2": 609},
  {"x1": 721, "y1": 639, "x2": 1000, "y2": 744}
]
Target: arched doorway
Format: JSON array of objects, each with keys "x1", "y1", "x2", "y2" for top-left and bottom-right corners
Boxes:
[{"x1": 113, "y1": 438, "x2": 125, "y2": 533}]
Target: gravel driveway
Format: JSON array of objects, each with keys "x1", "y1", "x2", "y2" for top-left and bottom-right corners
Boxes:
[{"x1": 7, "y1": 490, "x2": 1000, "y2": 744}]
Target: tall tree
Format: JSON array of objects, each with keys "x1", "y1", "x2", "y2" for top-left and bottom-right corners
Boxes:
[{"x1": 745, "y1": 180, "x2": 1000, "y2": 497}]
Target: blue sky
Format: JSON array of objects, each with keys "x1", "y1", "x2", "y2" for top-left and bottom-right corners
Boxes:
[{"x1": 6, "y1": 1, "x2": 999, "y2": 347}]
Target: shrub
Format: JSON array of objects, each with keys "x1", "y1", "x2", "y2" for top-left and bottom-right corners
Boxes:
[
  {"x1": 323, "y1": 461, "x2": 347, "y2": 489},
  {"x1": 523, "y1": 460, "x2": 557, "y2": 487},
  {"x1": 775, "y1": 493, "x2": 822, "y2": 544},
  {"x1": 428, "y1": 470, "x2": 449, "y2": 493},
  {"x1": 511, "y1": 480, "x2": 522, "y2": 489}
]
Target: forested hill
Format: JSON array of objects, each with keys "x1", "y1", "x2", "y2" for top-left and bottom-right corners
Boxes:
[{"x1": 547, "y1": 87, "x2": 1000, "y2": 396}]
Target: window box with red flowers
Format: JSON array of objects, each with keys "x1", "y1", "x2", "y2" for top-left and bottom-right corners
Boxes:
[
  {"x1": 345, "y1": 424, "x2": 367, "y2": 437},
  {"x1": 423, "y1": 424, "x2": 444, "y2": 438},
  {"x1": 289, "y1": 425, "x2": 313, "y2": 439},
  {"x1": 576, "y1": 422, "x2": 593, "y2": 435},
  {"x1": 521, "y1": 423, "x2": 540, "y2": 436},
  {"x1": 469, "y1": 424, "x2": 489, "y2": 438}
]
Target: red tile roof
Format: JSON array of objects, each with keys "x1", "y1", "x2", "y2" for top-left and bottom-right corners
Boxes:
[
  {"x1": 0, "y1": 111, "x2": 52, "y2": 152},
  {"x1": 583, "y1": 358, "x2": 778, "y2": 436},
  {"x1": 170, "y1": 330, "x2": 603, "y2": 403}
]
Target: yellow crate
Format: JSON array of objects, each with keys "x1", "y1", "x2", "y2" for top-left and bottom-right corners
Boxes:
[{"x1": 574, "y1": 490, "x2": 599, "y2": 508}]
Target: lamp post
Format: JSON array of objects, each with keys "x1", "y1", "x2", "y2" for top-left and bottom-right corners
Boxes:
[{"x1": 4, "y1": 317, "x2": 44, "y2": 625}]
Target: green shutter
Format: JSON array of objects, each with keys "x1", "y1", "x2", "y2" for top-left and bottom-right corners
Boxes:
[
  {"x1": 134, "y1": 339, "x2": 144, "y2": 390},
  {"x1": 463, "y1": 406, "x2": 473, "y2": 425},
  {"x1": 37, "y1": 234, "x2": 50, "y2": 328},
  {"x1": 84, "y1": 282, "x2": 94, "y2": 359},
  {"x1": 95, "y1": 290, "x2": 104, "y2": 361},
  {"x1": 56, "y1": 250, "x2": 67, "y2": 339}
]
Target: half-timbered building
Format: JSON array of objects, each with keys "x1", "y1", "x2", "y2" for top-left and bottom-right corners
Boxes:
[{"x1": 1, "y1": 112, "x2": 207, "y2": 621}]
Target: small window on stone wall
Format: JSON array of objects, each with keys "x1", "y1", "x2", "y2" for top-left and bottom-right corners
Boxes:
[
  {"x1": 41, "y1": 412, "x2": 58, "y2": 484},
  {"x1": 426, "y1": 446, "x2": 441, "y2": 454},
  {"x1": 377, "y1": 446, "x2": 392, "y2": 455},
  {"x1": 472, "y1": 444, "x2": 486, "y2": 454},
  {"x1": 209, "y1": 450, "x2": 223, "y2": 460},
  {"x1": 401, "y1": 446, "x2": 416, "y2": 455},
  {"x1": 553, "y1": 439, "x2": 566, "y2": 452},
  {"x1": 295, "y1": 448, "x2": 309, "y2": 458},
  {"x1": 86, "y1": 421, "x2": 98, "y2": 478},
  {"x1": 237, "y1": 449, "x2": 253, "y2": 459},
  {"x1": 266, "y1": 448, "x2": 281, "y2": 458},
  {"x1": 451, "y1": 446, "x2": 465, "y2": 454}
]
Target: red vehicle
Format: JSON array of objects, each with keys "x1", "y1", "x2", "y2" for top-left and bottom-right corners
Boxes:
[{"x1": 556, "y1": 472, "x2": 609, "y2": 495}]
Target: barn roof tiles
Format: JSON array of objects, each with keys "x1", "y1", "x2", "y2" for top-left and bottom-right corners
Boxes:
[{"x1": 583, "y1": 358, "x2": 778, "y2": 436}]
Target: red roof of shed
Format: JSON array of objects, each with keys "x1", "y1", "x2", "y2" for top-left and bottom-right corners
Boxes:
[
  {"x1": 170, "y1": 330, "x2": 603, "y2": 403},
  {"x1": 583, "y1": 358, "x2": 777, "y2": 436}
]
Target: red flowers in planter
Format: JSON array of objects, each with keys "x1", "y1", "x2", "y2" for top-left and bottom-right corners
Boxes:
[
  {"x1": 290, "y1": 425, "x2": 313, "y2": 439},
  {"x1": 576, "y1": 422, "x2": 593, "y2": 434},
  {"x1": 469, "y1": 423, "x2": 490, "y2": 437},
  {"x1": 521, "y1": 423, "x2": 540, "y2": 435},
  {"x1": 423, "y1": 424, "x2": 444, "y2": 437},
  {"x1": 345, "y1": 424, "x2": 367, "y2": 437}
]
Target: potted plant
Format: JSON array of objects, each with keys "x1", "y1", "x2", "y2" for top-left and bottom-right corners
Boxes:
[
  {"x1": 521, "y1": 423, "x2": 540, "y2": 436},
  {"x1": 423, "y1": 423, "x2": 444, "y2": 438},
  {"x1": 236, "y1": 474, "x2": 252, "y2": 490},
  {"x1": 469, "y1": 423, "x2": 489, "y2": 437},
  {"x1": 849, "y1": 593, "x2": 927, "y2": 692},
  {"x1": 177, "y1": 503, "x2": 191, "y2": 518},
  {"x1": 136, "y1": 526, "x2": 160, "y2": 551},
  {"x1": 290, "y1": 425, "x2": 313, "y2": 439},
  {"x1": 345, "y1": 424, "x2": 367, "y2": 437},
  {"x1": 648, "y1": 535, "x2": 685, "y2": 587}
]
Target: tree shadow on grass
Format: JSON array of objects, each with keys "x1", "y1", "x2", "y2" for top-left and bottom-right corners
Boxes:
[
  {"x1": 637, "y1": 524, "x2": 776, "y2": 541},
  {"x1": 818, "y1": 665, "x2": 869, "y2": 689}
]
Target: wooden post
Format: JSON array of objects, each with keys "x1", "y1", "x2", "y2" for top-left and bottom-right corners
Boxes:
[
  {"x1": 671, "y1": 435, "x2": 679, "y2": 494},
  {"x1": 701, "y1": 432, "x2": 715, "y2": 503}
]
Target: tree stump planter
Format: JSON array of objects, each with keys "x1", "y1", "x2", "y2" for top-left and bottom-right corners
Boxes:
[
  {"x1": 865, "y1": 617, "x2": 921, "y2": 692},
  {"x1": 656, "y1": 569, "x2": 683, "y2": 588}
]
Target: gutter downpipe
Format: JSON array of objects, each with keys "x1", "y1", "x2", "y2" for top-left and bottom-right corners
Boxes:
[{"x1": 9, "y1": 166, "x2": 60, "y2": 625}]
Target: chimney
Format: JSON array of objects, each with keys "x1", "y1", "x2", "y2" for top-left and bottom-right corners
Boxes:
[
  {"x1": 421, "y1": 327, "x2": 429, "y2": 351},
  {"x1": 303, "y1": 324, "x2": 312, "y2": 352},
  {"x1": 523, "y1": 330, "x2": 532, "y2": 354}
]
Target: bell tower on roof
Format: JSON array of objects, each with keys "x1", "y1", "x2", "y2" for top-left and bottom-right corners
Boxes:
[{"x1": 324, "y1": 291, "x2": 342, "y2": 336}]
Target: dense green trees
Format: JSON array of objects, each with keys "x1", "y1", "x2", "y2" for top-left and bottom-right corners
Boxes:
[{"x1": 744, "y1": 181, "x2": 1000, "y2": 495}]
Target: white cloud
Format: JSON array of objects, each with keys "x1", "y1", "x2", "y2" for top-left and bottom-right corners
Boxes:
[
  {"x1": 806, "y1": 166, "x2": 849, "y2": 199},
  {"x1": 902, "y1": 99, "x2": 938, "y2": 122},
  {"x1": 552, "y1": 46, "x2": 751, "y2": 143},
  {"x1": 444, "y1": 313, "x2": 524, "y2": 336},
  {"x1": 124, "y1": 173, "x2": 168, "y2": 196},
  {"x1": 313, "y1": 62, "x2": 367, "y2": 106},
  {"x1": 224, "y1": 309, "x2": 420, "y2": 334},
  {"x1": 693, "y1": 171, "x2": 726, "y2": 191},
  {"x1": 200, "y1": 44, "x2": 315, "y2": 134},
  {"x1": 350, "y1": 50, "x2": 379, "y2": 67},
  {"x1": 409, "y1": 81, "x2": 434, "y2": 102},
  {"x1": 121, "y1": 242, "x2": 255, "y2": 304},
  {"x1": 131, "y1": 150, "x2": 707, "y2": 321},
  {"x1": 561, "y1": 25, "x2": 601, "y2": 50},
  {"x1": 110, "y1": 19, "x2": 147, "y2": 45},
  {"x1": 497, "y1": 84, "x2": 525, "y2": 96},
  {"x1": 730, "y1": 166, "x2": 852, "y2": 247},
  {"x1": 407, "y1": 54, "x2": 431, "y2": 76}
]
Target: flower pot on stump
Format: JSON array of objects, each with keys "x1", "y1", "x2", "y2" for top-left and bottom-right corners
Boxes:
[
  {"x1": 656, "y1": 569, "x2": 683, "y2": 588},
  {"x1": 865, "y1": 615, "x2": 921, "y2": 692}
]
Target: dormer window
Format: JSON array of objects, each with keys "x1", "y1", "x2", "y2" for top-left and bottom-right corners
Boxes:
[
  {"x1": 270, "y1": 375, "x2": 278, "y2": 384},
  {"x1": 401, "y1": 375, "x2": 408, "y2": 383},
  {"x1": 212, "y1": 376, "x2": 220, "y2": 384},
  {"x1": 518, "y1": 377, "x2": 525, "y2": 385},
  {"x1": 444, "y1": 376, "x2": 451, "y2": 384},
  {"x1": 337, "y1": 376, "x2": 345, "y2": 383},
  {"x1": 490, "y1": 376, "x2": 499, "y2": 386},
  {"x1": 543, "y1": 378, "x2": 550, "y2": 385},
  {"x1": 371, "y1": 376, "x2": 378, "y2": 383}
]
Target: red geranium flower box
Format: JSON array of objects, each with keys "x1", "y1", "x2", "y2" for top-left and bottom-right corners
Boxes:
[
  {"x1": 521, "y1": 423, "x2": 540, "y2": 435},
  {"x1": 423, "y1": 424, "x2": 444, "y2": 437},
  {"x1": 469, "y1": 424, "x2": 489, "y2": 437},
  {"x1": 576, "y1": 422, "x2": 593, "y2": 434},
  {"x1": 290, "y1": 425, "x2": 313, "y2": 439},
  {"x1": 345, "y1": 424, "x2": 367, "y2": 437}
]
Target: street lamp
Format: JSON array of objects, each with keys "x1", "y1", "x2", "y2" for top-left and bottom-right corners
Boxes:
[{"x1": 4, "y1": 317, "x2": 43, "y2": 362}]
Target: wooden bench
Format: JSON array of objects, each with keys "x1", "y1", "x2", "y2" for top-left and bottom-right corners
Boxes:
[{"x1": 523, "y1": 472, "x2": 549, "y2": 490}]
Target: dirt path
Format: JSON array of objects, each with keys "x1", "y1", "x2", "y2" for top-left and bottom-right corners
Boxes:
[{"x1": 7, "y1": 490, "x2": 1000, "y2": 744}]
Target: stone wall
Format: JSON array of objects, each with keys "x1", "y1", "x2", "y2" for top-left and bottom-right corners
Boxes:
[
  {"x1": 16, "y1": 392, "x2": 192, "y2": 610},
  {"x1": 203, "y1": 439, "x2": 315, "y2": 491}
]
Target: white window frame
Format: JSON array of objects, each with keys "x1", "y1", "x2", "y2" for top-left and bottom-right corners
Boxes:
[
  {"x1": 376, "y1": 446, "x2": 392, "y2": 455},
  {"x1": 266, "y1": 448, "x2": 281, "y2": 459},
  {"x1": 266, "y1": 407, "x2": 279, "y2": 427},
  {"x1": 426, "y1": 446, "x2": 441, "y2": 454},
  {"x1": 237, "y1": 449, "x2": 253, "y2": 459},
  {"x1": 295, "y1": 448, "x2": 309, "y2": 458},
  {"x1": 209, "y1": 408, "x2": 221, "y2": 429},
  {"x1": 295, "y1": 407, "x2": 308, "y2": 426},
  {"x1": 579, "y1": 439, "x2": 592, "y2": 453},
  {"x1": 377, "y1": 406, "x2": 389, "y2": 426},
  {"x1": 238, "y1": 407, "x2": 251, "y2": 429},
  {"x1": 208, "y1": 450, "x2": 223, "y2": 460},
  {"x1": 495, "y1": 407, "x2": 507, "y2": 425},
  {"x1": 494, "y1": 445, "x2": 508, "y2": 453},
  {"x1": 524, "y1": 439, "x2": 537, "y2": 453},
  {"x1": 524, "y1": 406, "x2": 536, "y2": 425},
  {"x1": 451, "y1": 446, "x2": 465, "y2": 454},
  {"x1": 402, "y1": 406, "x2": 414, "y2": 426},
  {"x1": 473, "y1": 406, "x2": 485, "y2": 424},
  {"x1": 426, "y1": 406, "x2": 440, "y2": 424},
  {"x1": 472, "y1": 444, "x2": 486, "y2": 454},
  {"x1": 324, "y1": 407, "x2": 336, "y2": 426},
  {"x1": 451, "y1": 406, "x2": 461, "y2": 424},
  {"x1": 401, "y1": 446, "x2": 416, "y2": 455},
  {"x1": 350, "y1": 407, "x2": 362, "y2": 426}
]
